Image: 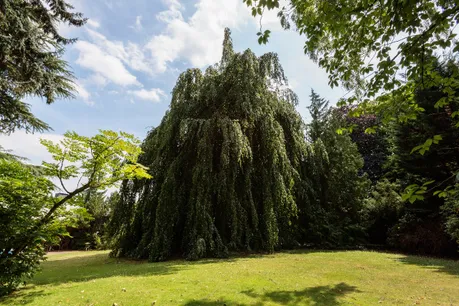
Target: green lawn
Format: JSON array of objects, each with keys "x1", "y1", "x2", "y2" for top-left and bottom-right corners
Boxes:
[{"x1": 1, "y1": 250, "x2": 459, "y2": 305}]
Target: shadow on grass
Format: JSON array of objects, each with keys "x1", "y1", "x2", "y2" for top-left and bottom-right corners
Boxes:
[
  {"x1": 30, "y1": 253, "x2": 238, "y2": 287},
  {"x1": 30, "y1": 253, "x2": 180, "y2": 286},
  {"x1": 0, "y1": 252, "x2": 238, "y2": 305},
  {"x1": 394, "y1": 254, "x2": 459, "y2": 277},
  {"x1": 183, "y1": 299, "x2": 248, "y2": 306},
  {"x1": 182, "y1": 282, "x2": 359, "y2": 305},
  {"x1": 243, "y1": 282, "x2": 360, "y2": 305},
  {"x1": 0, "y1": 290, "x2": 50, "y2": 305}
]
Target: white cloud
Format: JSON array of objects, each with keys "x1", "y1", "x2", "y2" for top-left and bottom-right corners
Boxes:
[
  {"x1": 87, "y1": 19, "x2": 101, "y2": 28},
  {"x1": 74, "y1": 40, "x2": 140, "y2": 86},
  {"x1": 73, "y1": 0, "x2": 263, "y2": 83},
  {"x1": 157, "y1": 0, "x2": 183, "y2": 23},
  {"x1": 131, "y1": 15, "x2": 143, "y2": 31},
  {"x1": 73, "y1": 81, "x2": 94, "y2": 106},
  {"x1": 128, "y1": 88, "x2": 166, "y2": 102},
  {"x1": 0, "y1": 131, "x2": 64, "y2": 165},
  {"x1": 85, "y1": 28, "x2": 155, "y2": 76},
  {"x1": 146, "y1": 0, "x2": 251, "y2": 73},
  {"x1": 89, "y1": 74, "x2": 108, "y2": 87},
  {"x1": 146, "y1": 35, "x2": 183, "y2": 73}
]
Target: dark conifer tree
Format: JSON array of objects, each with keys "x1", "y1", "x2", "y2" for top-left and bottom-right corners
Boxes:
[
  {"x1": 301, "y1": 91, "x2": 369, "y2": 246},
  {"x1": 0, "y1": 0, "x2": 86, "y2": 134},
  {"x1": 307, "y1": 90, "x2": 329, "y2": 142}
]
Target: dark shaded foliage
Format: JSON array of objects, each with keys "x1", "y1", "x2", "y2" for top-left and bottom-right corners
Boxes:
[
  {"x1": 298, "y1": 91, "x2": 369, "y2": 247},
  {"x1": 388, "y1": 213, "x2": 457, "y2": 256},
  {"x1": 382, "y1": 62, "x2": 459, "y2": 255},
  {"x1": 338, "y1": 107, "x2": 390, "y2": 182},
  {"x1": 362, "y1": 179, "x2": 404, "y2": 245}
]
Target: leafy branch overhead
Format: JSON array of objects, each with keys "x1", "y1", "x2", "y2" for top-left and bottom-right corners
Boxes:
[
  {"x1": 246, "y1": 0, "x2": 459, "y2": 106},
  {"x1": 245, "y1": 0, "x2": 459, "y2": 202},
  {"x1": 245, "y1": 0, "x2": 459, "y2": 129}
]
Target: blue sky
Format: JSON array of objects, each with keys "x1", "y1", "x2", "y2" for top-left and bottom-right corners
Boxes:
[{"x1": 0, "y1": 0, "x2": 346, "y2": 165}]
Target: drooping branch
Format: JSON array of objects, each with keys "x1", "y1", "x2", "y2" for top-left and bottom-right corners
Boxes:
[{"x1": 109, "y1": 29, "x2": 307, "y2": 261}]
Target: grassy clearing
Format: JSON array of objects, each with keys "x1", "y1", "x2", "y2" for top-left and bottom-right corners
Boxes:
[{"x1": 1, "y1": 250, "x2": 458, "y2": 305}]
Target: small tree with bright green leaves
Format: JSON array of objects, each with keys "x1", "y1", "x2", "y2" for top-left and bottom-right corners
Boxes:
[
  {"x1": 0, "y1": 130, "x2": 150, "y2": 296},
  {"x1": 0, "y1": 159, "x2": 93, "y2": 296}
]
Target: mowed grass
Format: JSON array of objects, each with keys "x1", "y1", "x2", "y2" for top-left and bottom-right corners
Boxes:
[{"x1": 1, "y1": 250, "x2": 459, "y2": 305}]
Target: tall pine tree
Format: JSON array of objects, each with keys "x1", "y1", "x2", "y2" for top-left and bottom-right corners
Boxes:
[
  {"x1": 307, "y1": 90, "x2": 329, "y2": 142},
  {"x1": 384, "y1": 60, "x2": 459, "y2": 255},
  {"x1": 301, "y1": 91, "x2": 369, "y2": 246}
]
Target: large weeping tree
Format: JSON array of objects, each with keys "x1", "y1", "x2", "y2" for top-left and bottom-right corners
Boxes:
[{"x1": 109, "y1": 29, "x2": 311, "y2": 261}]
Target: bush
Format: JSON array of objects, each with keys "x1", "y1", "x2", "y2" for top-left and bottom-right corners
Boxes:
[
  {"x1": 0, "y1": 246, "x2": 44, "y2": 296},
  {"x1": 441, "y1": 187, "x2": 459, "y2": 247},
  {"x1": 388, "y1": 213, "x2": 457, "y2": 256},
  {"x1": 362, "y1": 179, "x2": 404, "y2": 245}
]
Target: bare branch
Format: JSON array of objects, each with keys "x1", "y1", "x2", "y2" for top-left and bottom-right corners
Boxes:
[{"x1": 58, "y1": 150, "x2": 70, "y2": 194}]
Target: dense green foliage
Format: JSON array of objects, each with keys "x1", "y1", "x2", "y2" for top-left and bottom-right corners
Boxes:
[
  {"x1": 110, "y1": 29, "x2": 308, "y2": 261},
  {"x1": 243, "y1": 0, "x2": 459, "y2": 254},
  {"x1": 389, "y1": 61, "x2": 459, "y2": 196},
  {"x1": 442, "y1": 188, "x2": 459, "y2": 246},
  {"x1": 383, "y1": 65, "x2": 459, "y2": 255},
  {"x1": 246, "y1": 0, "x2": 459, "y2": 197},
  {"x1": 0, "y1": 159, "x2": 88, "y2": 295},
  {"x1": 0, "y1": 0, "x2": 86, "y2": 134},
  {"x1": 343, "y1": 61, "x2": 459, "y2": 255},
  {"x1": 306, "y1": 90, "x2": 329, "y2": 142},
  {"x1": 362, "y1": 179, "x2": 404, "y2": 245},
  {"x1": 0, "y1": 130, "x2": 149, "y2": 295},
  {"x1": 300, "y1": 91, "x2": 369, "y2": 246},
  {"x1": 109, "y1": 31, "x2": 370, "y2": 261},
  {"x1": 54, "y1": 190, "x2": 118, "y2": 251},
  {"x1": 338, "y1": 108, "x2": 390, "y2": 182}
]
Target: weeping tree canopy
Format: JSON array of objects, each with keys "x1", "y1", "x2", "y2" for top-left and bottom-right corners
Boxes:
[{"x1": 109, "y1": 29, "x2": 311, "y2": 261}]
